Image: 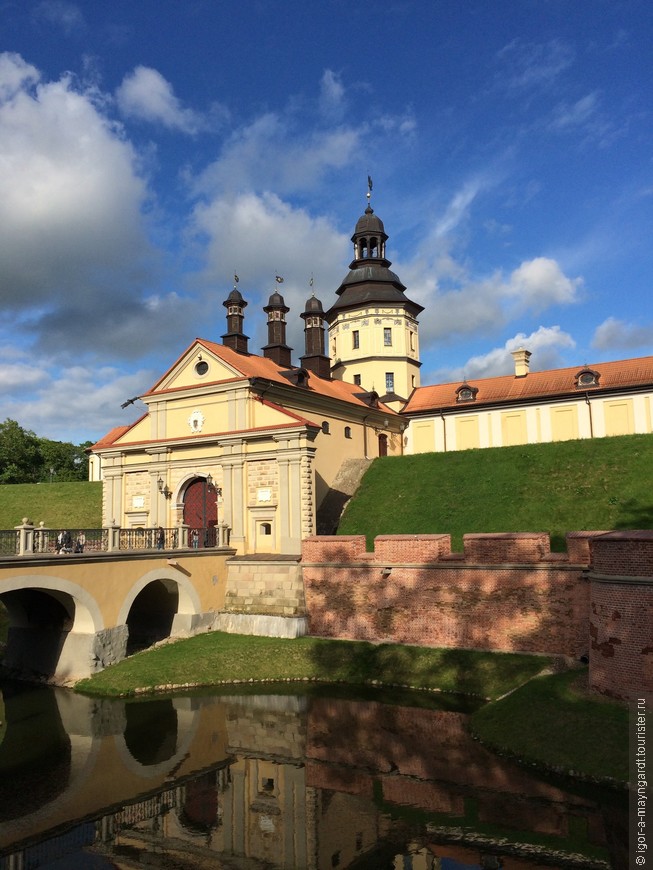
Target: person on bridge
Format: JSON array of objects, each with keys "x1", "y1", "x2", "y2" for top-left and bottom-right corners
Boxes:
[{"x1": 156, "y1": 526, "x2": 165, "y2": 550}]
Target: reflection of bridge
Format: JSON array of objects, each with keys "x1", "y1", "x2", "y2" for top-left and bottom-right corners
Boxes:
[
  {"x1": 0, "y1": 547, "x2": 233, "y2": 682},
  {"x1": 0, "y1": 689, "x2": 623, "y2": 869}
]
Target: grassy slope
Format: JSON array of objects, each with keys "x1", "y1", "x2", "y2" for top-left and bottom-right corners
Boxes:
[
  {"x1": 471, "y1": 669, "x2": 628, "y2": 783},
  {"x1": 338, "y1": 432, "x2": 653, "y2": 550},
  {"x1": 0, "y1": 481, "x2": 102, "y2": 530},
  {"x1": 75, "y1": 633, "x2": 548, "y2": 701}
]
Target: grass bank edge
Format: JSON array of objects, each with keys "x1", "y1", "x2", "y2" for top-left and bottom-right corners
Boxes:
[
  {"x1": 74, "y1": 633, "x2": 549, "y2": 700},
  {"x1": 470, "y1": 669, "x2": 628, "y2": 786}
]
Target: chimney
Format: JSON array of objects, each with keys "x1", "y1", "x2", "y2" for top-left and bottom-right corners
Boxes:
[{"x1": 511, "y1": 347, "x2": 531, "y2": 377}]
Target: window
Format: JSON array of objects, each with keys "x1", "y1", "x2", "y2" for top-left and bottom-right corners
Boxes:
[
  {"x1": 383, "y1": 327, "x2": 392, "y2": 346},
  {"x1": 353, "y1": 374, "x2": 362, "y2": 386},
  {"x1": 385, "y1": 372, "x2": 394, "y2": 392},
  {"x1": 575, "y1": 368, "x2": 599, "y2": 388},
  {"x1": 352, "y1": 330, "x2": 360, "y2": 349},
  {"x1": 321, "y1": 421, "x2": 330, "y2": 434},
  {"x1": 195, "y1": 360, "x2": 209, "y2": 376},
  {"x1": 344, "y1": 426, "x2": 352, "y2": 439},
  {"x1": 456, "y1": 384, "x2": 478, "y2": 403},
  {"x1": 260, "y1": 523, "x2": 272, "y2": 536},
  {"x1": 409, "y1": 331, "x2": 415, "y2": 351}
]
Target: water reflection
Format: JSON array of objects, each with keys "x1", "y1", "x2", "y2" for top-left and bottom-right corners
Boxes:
[{"x1": 0, "y1": 681, "x2": 626, "y2": 869}]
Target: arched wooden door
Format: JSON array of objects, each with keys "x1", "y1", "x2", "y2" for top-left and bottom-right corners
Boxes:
[{"x1": 183, "y1": 478, "x2": 218, "y2": 547}]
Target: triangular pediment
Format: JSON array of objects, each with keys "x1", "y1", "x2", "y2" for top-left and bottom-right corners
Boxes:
[{"x1": 148, "y1": 340, "x2": 248, "y2": 395}]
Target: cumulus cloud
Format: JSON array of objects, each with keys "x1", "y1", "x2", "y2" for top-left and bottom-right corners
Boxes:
[
  {"x1": 116, "y1": 65, "x2": 206, "y2": 133},
  {"x1": 1, "y1": 361, "x2": 157, "y2": 443},
  {"x1": 592, "y1": 317, "x2": 653, "y2": 352},
  {"x1": 190, "y1": 191, "x2": 349, "y2": 351},
  {"x1": 505, "y1": 257, "x2": 582, "y2": 310},
  {"x1": 428, "y1": 326, "x2": 576, "y2": 383},
  {"x1": 0, "y1": 52, "x2": 192, "y2": 360}
]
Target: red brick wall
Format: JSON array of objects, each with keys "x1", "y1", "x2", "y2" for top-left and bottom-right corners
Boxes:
[
  {"x1": 588, "y1": 531, "x2": 653, "y2": 700},
  {"x1": 302, "y1": 533, "x2": 592, "y2": 657},
  {"x1": 301, "y1": 531, "x2": 653, "y2": 699}
]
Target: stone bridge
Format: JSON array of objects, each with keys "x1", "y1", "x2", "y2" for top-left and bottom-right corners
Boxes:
[{"x1": 0, "y1": 548, "x2": 234, "y2": 683}]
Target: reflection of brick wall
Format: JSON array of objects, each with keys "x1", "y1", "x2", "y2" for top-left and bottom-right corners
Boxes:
[
  {"x1": 588, "y1": 531, "x2": 653, "y2": 700},
  {"x1": 302, "y1": 533, "x2": 593, "y2": 657}
]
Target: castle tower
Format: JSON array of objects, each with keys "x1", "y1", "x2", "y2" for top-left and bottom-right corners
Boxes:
[
  {"x1": 222, "y1": 286, "x2": 249, "y2": 354},
  {"x1": 300, "y1": 294, "x2": 331, "y2": 379},
  {"x1": 325, "y1": 188, "x2": 423, "y2": 407},
  {"x1": 262, "y1": 289, "x2": 292, "y2": 368}
]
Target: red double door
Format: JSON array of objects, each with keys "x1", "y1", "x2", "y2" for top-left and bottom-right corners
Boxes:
[{"x1": 183, "y1": 479, "x2": 218, "y2": 547}]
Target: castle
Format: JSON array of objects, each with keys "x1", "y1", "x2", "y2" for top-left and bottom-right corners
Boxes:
[{"x1": 91, "y1": 196, "x2": 653, "y2": 555}]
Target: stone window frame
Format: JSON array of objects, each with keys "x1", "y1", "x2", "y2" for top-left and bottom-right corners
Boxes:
[
  {"x1": 575, "y1": 368, "x2": 600, "y2": 388},
  {"x1": 455, "y1": 383, "x2": 478, "y2": 403}
]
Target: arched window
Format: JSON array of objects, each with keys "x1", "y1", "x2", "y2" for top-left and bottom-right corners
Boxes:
[
  {"x1": 321, "y1": 421, "x2": 330, "y2": 434},
  {"x1": 344, "y1": 426, "x2": 352, "y2": 439}
]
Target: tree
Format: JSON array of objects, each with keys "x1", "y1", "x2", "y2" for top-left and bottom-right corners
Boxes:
[
  {"x1": 0, "y1": 419, "x2": 43, "y2": 484},
  {"x1": 39, "y1": 438, "x2": 89, "y2": 481}
]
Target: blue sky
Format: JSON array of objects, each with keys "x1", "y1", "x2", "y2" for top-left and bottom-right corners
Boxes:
[{"x1": 0, "y1": 0, "x2": 651, "y2": 443}]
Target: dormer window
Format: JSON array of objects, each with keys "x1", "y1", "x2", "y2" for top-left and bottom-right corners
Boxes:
[
  {"x1": 575, "y1": 368, "x2": 600, "y2": 388},
  {"x1": 456, "y1": 384, "x2": 478, "y2": 403}
]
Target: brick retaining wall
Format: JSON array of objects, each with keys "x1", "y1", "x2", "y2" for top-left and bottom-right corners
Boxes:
[{"x1": 301, "y1": 531, "x2": 653, "y2": 700}]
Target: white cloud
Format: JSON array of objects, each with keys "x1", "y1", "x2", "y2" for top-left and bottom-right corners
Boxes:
[
  {"x1": 0, "y1": 52, "x2": 39, "y2": 100},
  {"x1": 428, "y1": 326, "x2": 576, "y2": 383},
  {"x1": 592, "y1": 317, "x2": 653, "y2": 352},
  {"x1": 1, "y1": 361, "x2": 156, "y2": 443},
  {"x1": 190, "y1": 191, "x2": 349, "y2": 351},
  {"x1": 0, "y1": 53, "x2": 190, "y2": 360},
  {"x1": 505, "y1": 257, "x2": 582, "y2": 310},
  {"x1": 116, "y1": 66, "x2": 205, "y2": 133},
  {"x1": 319, "y1": 69, "x2": 346, "y2": 119}
]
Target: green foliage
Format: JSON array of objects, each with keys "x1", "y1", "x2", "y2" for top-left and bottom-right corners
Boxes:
[
  {"x1": 0, "y1": 482, "x2": 102, "y2": 529},
  {"x1": 75, "y1": 632, "x2": 548, "y2": 699},
  {"x1": 339, "y1": 433, "x2": 653, "y2": 550},
  {"x1": 0, "y1": 419, "x2": 42, "y2": 483},
  {"x1": 471, "y1": 669, "x2": 628, "y2": 782},
  {"x1": 0, "y1": 419, "x2": 89, "y2": 485}
]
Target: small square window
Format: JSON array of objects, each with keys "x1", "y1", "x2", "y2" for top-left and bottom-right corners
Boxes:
[{"x1": 353, "y1": 374, "x2": 362, "y2": 386}]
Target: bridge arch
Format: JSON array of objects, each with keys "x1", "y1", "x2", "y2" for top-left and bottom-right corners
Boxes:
[
  {"x1": 0, "y1": 574, "x2": 105, "y2": 682},
  {"x1": 118, "y1": 567, "x2": 203, "y2": 654}
]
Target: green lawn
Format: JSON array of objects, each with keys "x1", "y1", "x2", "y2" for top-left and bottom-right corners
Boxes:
[
  {"x1": 470, "y1": 669, "x2": 628, "y2": 783},
  {"x1": 0, "y1": 481, "x2": 102, "y2": 530},
  {"x1": 75, "y1": 632, "x2": 548, "y2": 701},
  {"x1": 338, "y1": 433, "x2": 653, "y2": 550}
]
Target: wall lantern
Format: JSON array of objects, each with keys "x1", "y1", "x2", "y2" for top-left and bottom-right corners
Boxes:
[{"x1": 158, "y1": 476, "x2": 172, "y2": 499}]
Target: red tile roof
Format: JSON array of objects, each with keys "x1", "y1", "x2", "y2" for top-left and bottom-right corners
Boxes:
[
  {"x1": 404, "y1": 355, "x2": 653, "y2": 414},
  {"x1": 146, "y1": 338, "x2": 398, "y2": 413}
]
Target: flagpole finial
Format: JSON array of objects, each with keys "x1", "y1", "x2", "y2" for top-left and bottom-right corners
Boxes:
[{"x1": 366, "y1": 174, "x2": 373, "y2": 208}]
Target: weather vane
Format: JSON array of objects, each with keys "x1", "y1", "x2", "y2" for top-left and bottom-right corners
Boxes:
[{"x1": 367, "y1": 174, "x2": 373, "y2": 207}]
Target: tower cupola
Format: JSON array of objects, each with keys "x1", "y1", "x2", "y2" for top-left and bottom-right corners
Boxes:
[
  {"x1": 262, "y1": 289, "x2": 292, "y2": 368},
  {"x1": 222, "y1": 286, "x2": 249, "y2": 354},
  {"x1": 300, "y1": 293, "x2": 331, "y2": 379}
]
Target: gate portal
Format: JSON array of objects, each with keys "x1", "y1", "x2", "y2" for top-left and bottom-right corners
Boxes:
[{"x1": 183, "y1": 478, "x2": 218, "y2": 548}]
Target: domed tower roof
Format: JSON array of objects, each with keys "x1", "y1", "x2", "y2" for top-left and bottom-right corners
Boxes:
[{"x1": 325, "y1": 202, "x2": 423, "y2": 322}]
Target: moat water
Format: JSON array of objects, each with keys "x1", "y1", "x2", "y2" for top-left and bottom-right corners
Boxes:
[{"x1": 0, "y1": 678, "x2": 627, "y2": 869}]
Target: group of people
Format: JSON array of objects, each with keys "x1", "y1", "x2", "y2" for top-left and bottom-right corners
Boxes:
[{"x1": 56, "y1": 530, "x2": 86, "y2": 554}]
